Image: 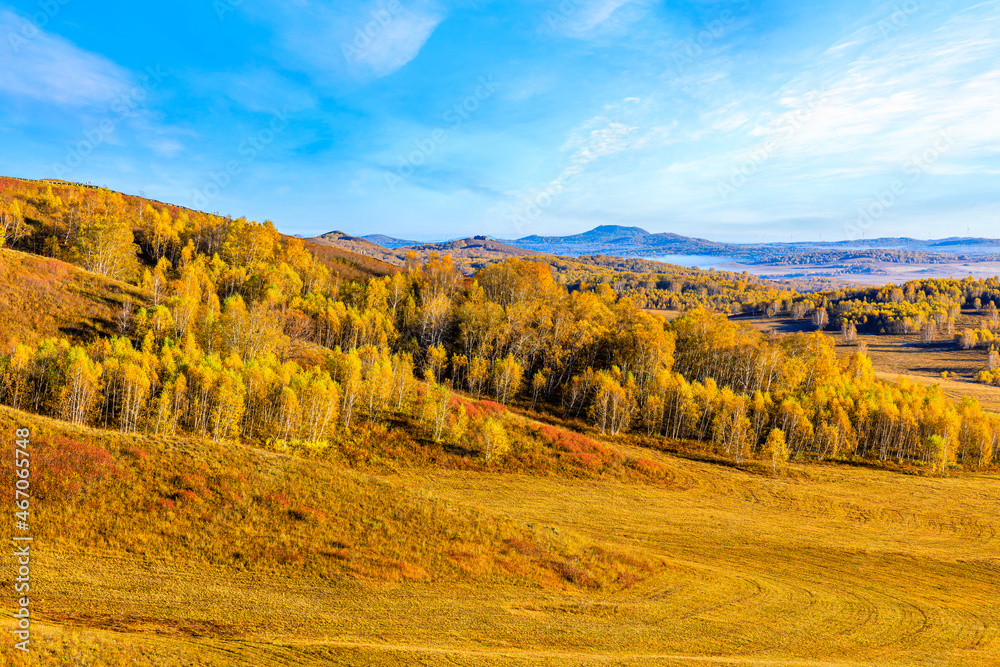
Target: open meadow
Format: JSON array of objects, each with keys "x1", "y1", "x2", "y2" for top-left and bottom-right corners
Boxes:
[{"x1": 2, "y1": 404, "x2": 999, "y2": 666}]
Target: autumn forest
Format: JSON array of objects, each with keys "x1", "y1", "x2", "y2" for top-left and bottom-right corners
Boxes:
[{"x1": 2, "y1": 177, "x2": 998, "y2": 475}]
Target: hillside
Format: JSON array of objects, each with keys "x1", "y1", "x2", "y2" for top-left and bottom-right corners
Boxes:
[
  {"x1": 0, "y1": 248, "x2": 147, "y2": 348},
  {"x1": 3, "y1": 402, "x2": 1000, "y2": 665},
  {"x1": 3, "y1": 174, "x2": 1000, "y2": 666},
  {"x1": 297, "y1": 235, "x2": 399, "y2": 279},
  {"x1": 311, "y1": 231, "x2": 546, "y2": 275},
  {"x1": 0, "y1": 177, "x2": 391, "y2": 282},
  {"x1": 362, "y1": 234, "x2": 420, "y2": 249},
  {"x1": 403, "y1": 236, "x2": 545, "y2": 274}
]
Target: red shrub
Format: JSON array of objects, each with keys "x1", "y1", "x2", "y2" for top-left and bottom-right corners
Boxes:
[
  {"x1": 569, "y1": 452, "x2": 603, "y2": 470},
  {"x1": 261, "y1": 491, "x2": 291, "y2": 508},
  {"x1": 633, "y1": 458, "x2": 666, "y2": 477},
  {"x1": 125, "y1": 445, "x2": 148, "y2": 462},
  {"x1": 31, "y1": 436, "x2": 122, "y2": 501},
  {"x1": 505, "y1": 537, "x2": 547, "y2": 560},
  {"x1": 464, "y1": 399, "x2": 507, "y2": 421},
  {"x1": 177, "y1": 489, "x2": 201, "y2": 503}
]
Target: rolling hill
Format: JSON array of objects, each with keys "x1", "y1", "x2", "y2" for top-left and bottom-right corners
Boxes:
[{"x1": 362, "y1": 234, "x2": 421, "y2": 249}]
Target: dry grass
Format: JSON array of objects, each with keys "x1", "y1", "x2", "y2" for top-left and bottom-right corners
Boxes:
[
  {"x1": 296, "y1": 235, "x2": 401, "y2": 280},
  {"x1": 0, "y1": 248, "x2": 147, "y2": 348},
  {"x1": 2, "y1": 400, "x2": 999, "y2": 665}
]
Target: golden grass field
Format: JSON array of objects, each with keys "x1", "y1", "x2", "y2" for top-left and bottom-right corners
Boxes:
[{"x1": 3, "y1": 402, "x2": 999, "y2": 666}]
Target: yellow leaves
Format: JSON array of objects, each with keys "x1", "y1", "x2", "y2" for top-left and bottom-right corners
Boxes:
[
  {"x1": 221, "y1": 217, "x2": 280, "y2": 270},
  {"x1": 421, "y1": 382, "x2": 452, "y2": 443},
  {"x1": 765, "y1": 428, "x2": 789, "y2": 472},
  {"x1": 59, "y1": 345, "x2": 104, "y2": 426},
  {"x1": 425, "y1": 344, "x2": 448, "y2": 384},
  {"x1": 337, "y1": 348, "x2": 365, "y2": 429},
  {"x1": 471, "y1": 416, "x2": 509, "y2": 463},
  {"x1": 71, "y1": 204, "x2": 141, "y2": 281},
  {"x1": 478, "y1": 258, "x2": 558, "y2": 307},
  {"x1": 589, "y1": 370, "x2": 636, "y2": 437},
  {"x1": 419, "y1": 252, "x2": 462, "y2": 302},
  {"x1": 492, "y1": 354, "x2": 524, "y2": 406}
]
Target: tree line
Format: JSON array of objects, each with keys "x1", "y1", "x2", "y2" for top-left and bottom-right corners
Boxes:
[{"x1": 1, "y1": 178, "x2": 998, "y2": 471}]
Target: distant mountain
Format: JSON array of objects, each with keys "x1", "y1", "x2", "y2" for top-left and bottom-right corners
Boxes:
[
  {"x1": 513, "y1": 226, "x2": 727, "y2": 256},
  {"x1": 362, "y1": 234, "x2": 420, "y2": 249},
  {"x1": 506, "y1": 226, "x2": 1000, "y2": 265},
  {"x1": 519, "y1": 225, "x2": 652, "y2": 245}
]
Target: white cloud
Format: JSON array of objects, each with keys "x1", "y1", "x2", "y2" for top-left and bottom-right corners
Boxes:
[
  {"x1": 147, "y1": 138, "x2": 184, "y2": 157},
  {"x1": 573, "y1": 0, "x2": 635, "y2": 32},
  {"x1": 350, "y1": 7, "x2": 443, "y2": 77},
  {"x1": 251, "y1": 1, "x2": 445, "y2": 80},
  {"x1": 0, "y1": 10, "x2": 132, "y2": 107},
  {"x1": 504, "y1": 97, "x2": 664, "y2": 226}
]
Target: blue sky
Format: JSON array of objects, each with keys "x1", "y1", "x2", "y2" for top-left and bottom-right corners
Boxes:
[{"x1": 0, "y1": 0, "x2": 998, "y2": 242}]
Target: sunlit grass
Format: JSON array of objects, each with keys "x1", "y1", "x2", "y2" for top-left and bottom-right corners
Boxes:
[{"x1": 2, "y1": 402, "x2": 998, "y2": 665}]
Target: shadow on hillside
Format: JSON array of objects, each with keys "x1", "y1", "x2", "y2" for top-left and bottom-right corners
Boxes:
[
  {"x1": 730, "y1": 315, "x2": 816, "y2": 334},
  {"x1": 60, "y1": 317, "x2": 114, "y2": 342}
]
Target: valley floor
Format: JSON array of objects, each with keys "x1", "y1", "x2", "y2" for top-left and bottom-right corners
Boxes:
[{"x1": 4, "y1": 430, "x2": 999, "y2": 666}]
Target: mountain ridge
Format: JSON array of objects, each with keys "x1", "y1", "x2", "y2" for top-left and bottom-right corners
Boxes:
[{"x1": 503, "y1": 225, "x2": 1000, "y2": 264}]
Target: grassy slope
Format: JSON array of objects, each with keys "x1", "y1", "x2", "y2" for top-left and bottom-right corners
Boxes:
[
  {"x1": 0, "y1": 235, "x2": 392, "y2": 350},
  {"x1": 0, "y1": 248, "x2": 148, "y2": 348},
  {"x1": 1, "y1": 401, "x2": 999, "y2": 666},
  {"x1": 294, "y1": 235, "x2": 400, "y2": 280}
]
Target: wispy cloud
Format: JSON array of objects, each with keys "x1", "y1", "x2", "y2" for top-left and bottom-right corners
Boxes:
[
  {"x1": 0, "y1": 9, "x2": 132, "y2": 107},
  {"x1": 503, "y1": 97, "x2": 665, "y2": 228},
  {"x1": 545, "y1": 0, "x2": 642, "y2": 38},
  {"x1": 249, "y1": 0, "x2": 446, "y2": 80},
  {"x1": 350, "y1": 6, "x2": 444, "y2": 76},
  {"x1": 572, "y1": 0, "x2": 636, "y2": 32},
  {"x1": 743, "y1": 1, "x2": 1000, "y2": 169}
]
